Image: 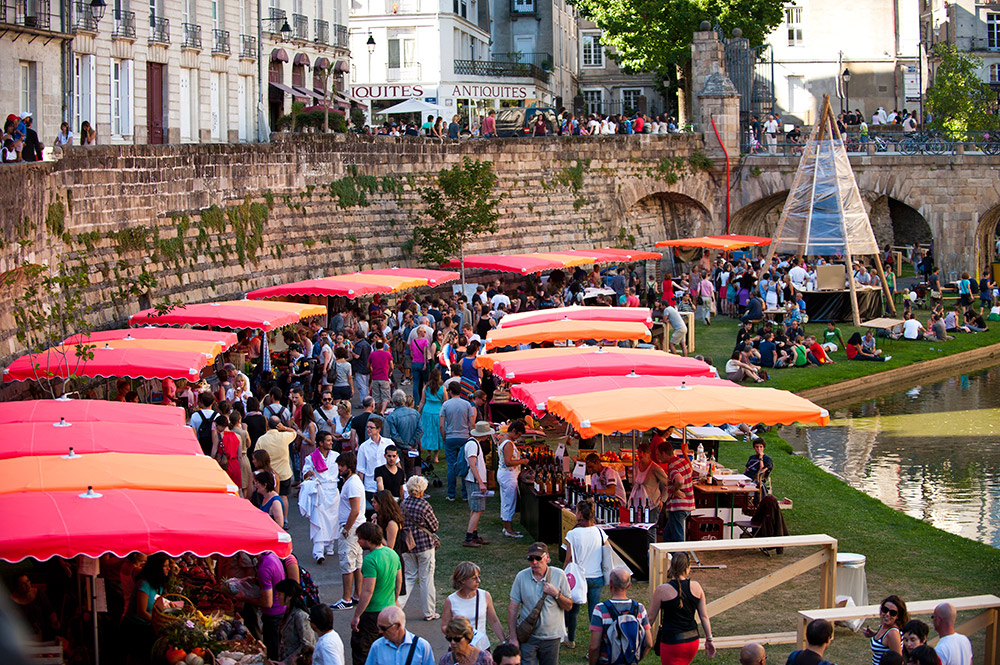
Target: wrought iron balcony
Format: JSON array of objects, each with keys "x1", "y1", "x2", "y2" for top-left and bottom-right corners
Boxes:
[
  {"x1": 314, "y1": 18, "x2": 327, "y2": 44},
  {"x1": 505, "y1": 50, "x2": 553, "y2": 70},
  {"x1": 148, "y1": 15, "x2": 169, "y2": 43},
  {"x1": 5, "y1": 0, "x2": 53, "y2": 30},
  {"x1": 212, "y1": 27, "x2": 230, "y2": 53},
  {"x1": 509, "y1": 0, "x2": 534, "y2": 14},
  {"x1": 264, "y1": 7, "x2": 285, "y2": 33},
  {"x1": 240, "y1": 33, "x2": 256, "y2": 58},
  {"x1": 332, "y1": 22, "x2": 347, "y2": 48},
  {"x1": 387, "y1": 64, "x2": 421, "y2": 81},
  {"x1": 454, "y1": 58, "x2": 548, "y2": 82},
  {"x1": 291, "y1": 12, "x2": 307, "y2": 39},
  {"x1": 182, "y1": 21, "x2": 201, "y2": 48},
  {"x1": 112, "y1": 8, "x2": 135, "y2": 37},
  {"x1": 72, "y1": 0, "x2": 98, "y2": 32}
]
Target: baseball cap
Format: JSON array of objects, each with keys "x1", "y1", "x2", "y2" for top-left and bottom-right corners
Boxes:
[
  {"x1": 19, "y1": 111, "x2": 31, "y2": 120},
  {"x1": 526, "y1": 542, "x2": 547, "y2": 557}
]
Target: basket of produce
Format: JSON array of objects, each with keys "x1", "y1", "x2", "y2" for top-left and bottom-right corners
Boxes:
[{"x1": 153, "y1": 594, "x2": 195, "y2": 631}]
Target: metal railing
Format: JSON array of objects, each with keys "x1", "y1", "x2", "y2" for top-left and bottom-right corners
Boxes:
[
  {"x1": 148, "y1": 15, "x2": 169, "y2": 43},
  {"x1": 454, "y1": 58, "x2": 549, "y2": 82},
  {"x1": 6, "y1": 0, "x2": 53, "y2": 29},
  {"x1": 264, "y1": 7, "x2": 285, "y2": 33},
  {"x1": 502, "y1": 50, "x2": 552, "y2": 70},
  {"x1": 386, "y1": 64, "x2": 421, "y2": 81},
  {"x1": 212, "y1": 27, "x2": 229, "y2": 53},
  {"x1": 72, "y1": 0, "x2": 98, "y2": 32},
  {"x1": 112, "y1": 8, "x2": 135, "y2": 37},
  {"x1": 240, "y1": 33, "x2": 256, "y2": 58},
  {"x1": 332, "y1": 21, "x2": 347, "y2": 48},
  {"x1": 291, "y1": 12, "x2": 307, "y2": 39},
  {"x1": 182, "y1": 21, "x2": 201, "y2": 48},
  {"x1": 509, "y1": 0, "x2": 534, "y2": 14},
  {"x1": 741, "y1": 130, "x2": 1000, "y2": 157},
  {"x1": 313, "y1": 18, "x2": 327, "y2": 44}
]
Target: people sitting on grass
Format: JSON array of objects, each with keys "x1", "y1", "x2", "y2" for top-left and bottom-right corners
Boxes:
[
  {"x1": 928, "y1": 313, "x2": 953, "y2": 341},
  {"x1": 805, "y1": 335, "x2": 834, "y2": 364},
  {"x1": 964, "y1": 307, "x2": 989, "y2": 332},
  {"x1": 902, "y1": 313, "x2": 927, "y2": 340},
  {"x1": 790, "y1": 335, "x2": 818, "y2": 367},
  {"x1": 758, "y1": 332, "x2": 789, "y2": 369},
  {"x1": 989, "y1": 303, "x2": 1000, "y2": 322},
  {"x1": 726, "y1": 351, "x2": 766, "y2": 383},
  {"x1": 861, "y1": 330, "x2": 884, "y2": 356},
  {"x1": 822, "y1": 321, "x2": 846, "y2": 353},
  {"x1": 944, "y1": 306, "x2": 971, "y2": 334},
  {"x1": 846, "y1": 332, "x2": 890, "y2": 362}
]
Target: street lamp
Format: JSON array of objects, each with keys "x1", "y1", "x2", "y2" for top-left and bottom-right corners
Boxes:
[
  {"x1": 842, "y1": 67, "x2": 852, "y2": 115},
  {"x1": 89, "y1": 0, "x2": 106, "y2": 21},
  {"x1": 367, "y1": 33, "x2": 375, "y2": 84}
]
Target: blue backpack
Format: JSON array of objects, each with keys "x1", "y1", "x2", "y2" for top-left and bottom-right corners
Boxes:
[{"x1": 602, "y1": 600, "x2": 643, "y2": 665}]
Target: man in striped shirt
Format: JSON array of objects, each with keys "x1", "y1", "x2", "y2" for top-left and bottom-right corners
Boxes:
[{"x1": 661, "y1": 442, "x2": 695, "y2": 542}]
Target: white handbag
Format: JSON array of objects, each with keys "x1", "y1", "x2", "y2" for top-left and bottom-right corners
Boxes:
[{"x1": 564, "y1": 561, "x2": 588, "y2": 605}]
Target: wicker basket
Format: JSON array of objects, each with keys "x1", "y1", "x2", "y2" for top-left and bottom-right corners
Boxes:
[{"x1": 152, "y1": 593, "x2": 194, "y2": 632}]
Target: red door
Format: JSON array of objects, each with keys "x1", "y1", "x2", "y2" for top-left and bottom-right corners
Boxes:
[{"x1": 147, "y1": 62, "x2": 164, "y2": 144}]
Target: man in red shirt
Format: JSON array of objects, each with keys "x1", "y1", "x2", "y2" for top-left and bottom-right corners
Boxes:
[
  {"x1": 482, "y1": 110, "x2": 496, "y2": 137},
  {"x1": 634, "y1": 113, "x2": 645, "y2": 133},
  {"x1": 661, "y1": 442, "x2": 695, "y2": 542},
  {"x1": 368, "y1": 338, "x2": 394, "y2": 415}
]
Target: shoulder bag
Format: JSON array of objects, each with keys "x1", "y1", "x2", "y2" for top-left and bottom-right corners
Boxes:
[
  {"x1": 600, "y1": 530, "x2": 614, "y2": 585},
  {"x1": 515, "y1": 569, "x2": 551, "y2": 643}
]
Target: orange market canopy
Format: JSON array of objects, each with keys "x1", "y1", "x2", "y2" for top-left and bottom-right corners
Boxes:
[
  {"x1": 547, "y1": 384, "x2": 830, "y2": 437},
  {"x1": 510, "y1": 374, "x2": 732, "y2": 418},
  {"x1": 0, "y1": 420, "x2": 202, "y2": 460},
  {"x1": 129, "y1": 300, "x2": 325, "y2": 330},
  {"x1": 442, "y1": 248, "x2": 663, "y2": 274},
  {"x1": 493, "y1": 348, "x2": 714, "y2": 383},
  {"x1": 83, "y1": 337, "x2": 225, "y2": 359},
  {"x1": 0, "y1": 452, "x2": 238, "y2": 495},
  {"x1": 360, "y1": 268, "x2": 460, "y2": 286},
  {"x1": 0, "y1": 399, "x2": 186, "y2": 427},
  {"x1": 246, "y1": 268, "x2": 458, "y2": 300},
  {"x1": 497, "y1": 305, "x2": 652, "y2": 329},
  {"x1": 0, "y1": 489, "x2": 293, "y2": 562},
  {"x1": 655, "y1": 235, "x2": 773, "y2": 250},
  {"x1": 65, "y1": 328, "x2": 239, "y2": 350},
  {"x1": 485, "y1": 320, "x2": 652, "y2": 350},
  {"x1": 558, "y1": 248, "x2": 663, "y2": 262},
  {"x1": 474, "y1": 345, "x2": 666, "y2": 372},
  {"x1": 3, "y1": 346, "x2": 212, "y2": 383}
]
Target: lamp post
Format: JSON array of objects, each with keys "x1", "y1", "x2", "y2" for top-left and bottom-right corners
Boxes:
[
  {"x1": 842, "y1": 67, "x2": 852, "y2": 116},
  {"x1": 89, "y1": 0, "x2": 106, "y2": 21},
  {"x1": 256, "y1": 2, "x2": 292, "y2": 142},
  {"x1": 367, "y1": 33, "x2": 375, "y2": 81}
]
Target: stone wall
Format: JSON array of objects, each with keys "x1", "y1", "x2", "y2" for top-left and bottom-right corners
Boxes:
[{"x1": 0, "y1": 133, "x2": 720, "y2": 362}]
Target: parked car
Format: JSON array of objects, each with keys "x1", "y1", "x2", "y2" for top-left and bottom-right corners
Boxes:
[{"x1": 495, "y1": 107, "x2": 558, "y2": 137}]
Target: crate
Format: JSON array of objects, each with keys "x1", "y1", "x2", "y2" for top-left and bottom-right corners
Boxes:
[{"x1": 686, "y1": 514, "x2": 724, "y2": 541}]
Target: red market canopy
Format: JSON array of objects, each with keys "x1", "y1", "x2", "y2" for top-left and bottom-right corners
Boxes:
[
  {"x1": 247, "y1": 279, "x2": 388, "y2": 300},
  {"x1": 442, "y1": 254, "x2": 566, "y2": 274},
  {"x1": 655, "y1": 235, "x2": 772, "y2": 250},
  {"x1": 496, "y1": 305, "x2": 652, "y2": 329},
  {"x1": 3, "y1": 346, "x2": 211, "y2": 383},
  {"x1": 0, "y1": 452, "x2": 238, "y2": 495},
  {"x1": 493, "y1": 348, "x2": 714, "y2": 383},
  {"x1": 0, "y1": 489, "x2": 292, "y2": 563},
  {"x1": 130, "y1": 300, "x2": 325, "y2": 330},
  {"x1": 474, "y1": 345, "x2": 666, "y2": 372},
  {"x1": 64, "y1": 328, "x2": 239, "y2": 350},
  {"x1": 0, "y1": 399, "x2": 186, "y2": 427},
  {"x1": 510, "y1": 374, "x2": 732, "y2": 417},
  {"x1": 558, "y1": 248, "x2": 663, "y2": 262},
  {"x1": 0, "y1": 421, "x2": 202, "y2": 460},
  {"x1": 485, "y1": 320, "x2": 653, "y2": 350},
  {"x1": 360, "y1": 268, "x2": 460, "y2": 286},
  {"x1": 548, "y1": 384, "x2": 831, "y2": 438}
]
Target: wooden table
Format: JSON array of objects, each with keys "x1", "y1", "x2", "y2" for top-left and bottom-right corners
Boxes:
[
  {"x1": 652, "y1": 311, "x2": 695, "y2": 353},
  {"x1": 860, "y1": 317, "x2": 906, "y2": 345},
  {"x1": 694, "y1": 482, "x2": 758, "y2": 538},
  {"x1": 557, "y1": 503, "x2": 653, "y2": 580}
]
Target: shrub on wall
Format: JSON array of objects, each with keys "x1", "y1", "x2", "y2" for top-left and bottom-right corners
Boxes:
[{"x1": 275, "y1": 109, "x2": 347, "y2": 133}]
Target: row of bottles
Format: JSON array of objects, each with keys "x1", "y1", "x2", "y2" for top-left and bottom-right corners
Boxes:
[{"x1": 532, "y1": 469, "x2": 565, "y2": 495}]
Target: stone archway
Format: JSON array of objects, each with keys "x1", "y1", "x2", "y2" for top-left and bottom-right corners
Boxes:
[
  {"x1": 975, "y1": 205, "x2": 1000, "y2": 278},
  {"x1": 624, "y1": 192, "x2": 713, "y2": 245}
]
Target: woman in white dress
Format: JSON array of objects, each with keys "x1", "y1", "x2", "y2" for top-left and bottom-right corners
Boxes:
[
  {"x1": 497, "y1": 420, "x2": 529, "y2": 538},
  {"x1": 299, "y1": 431, "x2": 339, "y2": 564},
  {"x1": 441, "y1": 562, "x2": 506, "y2": 650}
]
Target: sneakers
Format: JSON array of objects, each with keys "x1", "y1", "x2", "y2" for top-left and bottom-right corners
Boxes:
[
  {"x1": 445, "y1": 496, "x2": 456, "y2": 502},
  {"x1": 402, "y1": 379, "x2": 412, "y2": 385},
  {"x1": 330, "y1": 598, "x2": 354, "y2": 610},
  {"x1": 503, "y1": 530, "x2": 524, "y2": 538},
  {"x1": 424, "y1": 613, "x2": 441, "y2": 621},
  {"x1": 562, "y1": 639, "x2": 576, "y2": 649},
  {"x1": 462, "y1": 539, "x2": 481, "y2": 548},
  {"x1": 473, "y1": 536, "x2": 491, "y2": 545},
  {"x1": 884, "y1": 355, "x2": 892, "y2": 361},
  {"x1": 315, "y1": 557, "x2": 325, "y2": 566}
]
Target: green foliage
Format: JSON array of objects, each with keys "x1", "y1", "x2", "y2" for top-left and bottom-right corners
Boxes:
[
  {"x1": 276, "y1": 109, "x2": 348, "y2": 133},
  {"x1": 570, "y1": 0, "x2": 784, "y2": 72},
  {"x1": 926, "y1": 44, "x2": 1000, "y2": 133},
  {"x1": 350, "y1": 107, "x2": 367, "y2": 129},
  {"x1": 45, "y1": 200, "x2": 65, "y2": 237},
  {"x1": 413, "y1": 157, "x2": 503, "y2": 265},
  {"x1": 107, "y1": 226, "x2": 151, "y2": 254},
  {"x1": 327, "y1": 167, "x2": 381, "y2": 208},
  {"x1": 225, "y1": 197, "x2": 268, "y2": 265},
  {"x1": 554, "y1": 159, "x2": 590, "y2": 191},
  {"x1": 200, "y1": 205, "x2": 227, "y2": 233},
  {"x1": 573, "y1": 196, "x2": 590, "y2": 211},
  {"x1": 688, "y1": 150, "x2": 715, "y2": 172}
]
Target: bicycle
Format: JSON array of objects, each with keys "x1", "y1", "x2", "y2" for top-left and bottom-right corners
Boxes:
[{"x1": 899, "y1": 130, "x2": 950, "y2": 155}]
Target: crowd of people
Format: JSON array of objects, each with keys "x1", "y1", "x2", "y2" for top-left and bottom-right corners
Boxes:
[{"x1": 2, "y1": 112, "x2": 98, "y2": 164}]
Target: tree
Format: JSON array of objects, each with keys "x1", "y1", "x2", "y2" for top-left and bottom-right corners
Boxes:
[
  {"x1": 926, "y1": 44, "x2": 999, "y2": 133},
  {"x1": 570, "y1": 0, "x2": 785, "y2": 73},
  {"x1": 413, "y1": 157, "x2": 503, "y2": 292}
]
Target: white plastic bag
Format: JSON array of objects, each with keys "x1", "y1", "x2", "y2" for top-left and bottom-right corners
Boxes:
[{"x1": 564, "y1": 562, "x2": 588, "y2": 605}]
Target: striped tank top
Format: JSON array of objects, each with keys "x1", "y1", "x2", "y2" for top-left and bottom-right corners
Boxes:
[{"x1": 871, "y1": 627, "x2": 900, "y2": 665}]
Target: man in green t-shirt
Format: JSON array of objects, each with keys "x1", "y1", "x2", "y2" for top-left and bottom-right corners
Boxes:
[
  {"x1": 821, "y1": 322, "x2": 846, "y2": 354},
  {"x1": 351, "y1": 522, "x2": 402, "y2": 665}
]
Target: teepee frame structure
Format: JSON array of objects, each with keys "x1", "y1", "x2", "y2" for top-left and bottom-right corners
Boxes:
[{"x1": 764, "y1": 94, "x2": 895, "y2": 325}]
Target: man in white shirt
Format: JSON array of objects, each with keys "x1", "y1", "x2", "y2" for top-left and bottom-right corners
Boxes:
[
  {"x1": 462, "y1": 421, "x2": 494, "y2": 548},
  {"x1": 902, "y1": 313, "x2": 925, "y2": 340},
  {"x1": 584, "y1": 453, "x2": 626, "y2": 503},
  {"x1": 788, "y1": 259, "x2": 807, "y2": 287},
  {"x1": 933, "y1": 603, "x2": 973, "y2": 665},
  {"x1": 357, "y1": 416, "x2": 394, "y2": 498},
  {"x1": 763, "y1": 114, "x2": 778, "y2": 152},
  {"x1": 331, "y1": 451, "x2": 365, "y2": 610},
  {"x1": 903, "y1": 115, "x2": 917, "y2": 133},
  {"x1": 490, "y1": 290, "x2": 511, "y2": 311}
]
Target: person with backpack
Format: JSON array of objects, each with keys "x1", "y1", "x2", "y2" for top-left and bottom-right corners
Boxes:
[
  {"x1": 189, "y1": 391, "x2": 218, "y2": 455},
  {"x1": 784, "y1": 619, "x2": 836, "y2": 665},
  {"x1": 587, "y1": 568, "x2": 652, "y2": 665}
]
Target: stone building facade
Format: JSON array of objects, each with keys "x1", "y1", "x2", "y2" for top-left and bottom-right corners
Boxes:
[{"x1": 575, "y1": 18, "x2": 664, "y2": 119}]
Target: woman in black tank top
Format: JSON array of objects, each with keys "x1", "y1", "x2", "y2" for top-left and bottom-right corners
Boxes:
[{"x1": 649, "y1": 553, "x2": 716, "y2": 665}]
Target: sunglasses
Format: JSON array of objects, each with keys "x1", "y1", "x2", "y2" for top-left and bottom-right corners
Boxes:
[
  {"x1": 377, "y1": 622, "x2": 399, "y2": 632},
  {"x1": 526, "y1": 555, "x2": 543, "y2": 562},
  {"x1": 446, "y1": 636, "x2": 465, "y2": 643},
  {"x1": 881, "y1": 606, "x2": 899, "y2": 616},
  {"x1": 322, "y1": 398, "x2": 333, "y2": 402}
]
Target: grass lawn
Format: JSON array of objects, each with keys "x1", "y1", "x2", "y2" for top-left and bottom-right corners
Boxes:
[
  {"x1": 420, "y1": 431, "x2": 1000, "y2": 665},
  {"x1": 690, "y1": 299, "x2": 1000, "y2": 394}
]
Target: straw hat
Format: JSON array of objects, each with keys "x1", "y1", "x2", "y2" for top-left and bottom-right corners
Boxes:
[{"x1": 470, "y1": 421, "x2": 495, "y2": 437}]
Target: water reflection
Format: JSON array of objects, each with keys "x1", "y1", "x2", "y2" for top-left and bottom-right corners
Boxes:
[{"x1": 783, "y1": 366, "x2": 1000, "y2": 548}]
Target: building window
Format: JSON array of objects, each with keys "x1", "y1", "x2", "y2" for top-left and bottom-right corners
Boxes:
[
  {"x1": 583, "y1": 89, "x2": 603, "y2": 115},
  {"x1": 582, "y1": 33, "x2": 603, "y2": 67},
  {"x1": 20, "y1": 62, "x2": 36, "y2": 118},
  {"x1": 991, "y1": 63, "x2": 1000, "y2": 83},
  {"x1": 387, "y1": 35, "x2": 415, "y2": 68},
  {"x1": 452, "y1": 0, "x2": 466, "y2": 18},
  {"x1": 787, "y1": 75, "x2": 805, "y2": 112},
  {"x1": 785, "y1": 6, "x2": 802, "y2": 47},
  {"x1": 74, "y1": 54, "x2": 95, "y2": 131},
  {"x1": 990, "y1": 13, "x2": 1000, "y2": 50},
  {"x1": 621, "y1": 88, "x2": 641, "y2": 113},
  {"x1": 111, "y1": 59, "x2": 133, "y2": 136}
]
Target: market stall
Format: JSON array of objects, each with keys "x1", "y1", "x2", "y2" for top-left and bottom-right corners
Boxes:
[
  {"x1": 485, "y1": 319, "x2": 653, "y2": 350},
  {"x1": 492, "y1": 348, "x2": 715, "y2": 383},
  {"x1": 129, "y1": 300, "x2": 325, "y2": 330},
  {"x1": 496, "y1": 305, "x2": 653, "y2": 329}
]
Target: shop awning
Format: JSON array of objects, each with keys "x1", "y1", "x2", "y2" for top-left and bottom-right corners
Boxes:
[
  {"x1": 270, "y1": 47, "x2": 289, "y2": 62},
  {"x1": 474, "y1": 345, "x2": 666, "y2": 372},
  {"x1": 325, "y1": 273, "x2": 427, "y2": 290},
  {"x1": 0, "y1": 399, "x2": 186, "y2": 427},
  {"x1": 492, "y1": 348, "x2": 714, "y2": 383},
  {"x1": 0, "y1": 421, "x2": 202, "y2": 460},
  {"x1": 314, "y1": 57, "x2": 330, "y2": 70},
  {"x1": 247, "y1": 279, "x2": 388, "y2": 299},
  {"x1": 485, "y1": 319, "x2": 652, "y2": 350},
  {"x1": 247, "y1": 269, "x2": 455, "y2": 300},
  {"x1": 293, "y1": 52, "x2": 310, "y2": 66},
  {"x1": 497, "y1": 305, "x2": 652, "y2": 329},
  {"x1": 64, "y1": 328, "x2": 239, "y2": 350},
  {"x1": 361, "y1": 268, "x2": 460, "y2": 286},
  {"x1": 0, "y1": 489, "x2": 292, "y2": 563},
  {"x1": 269, "y1": 81, "x2": 298, "y2": 96},
  {"x1": 558, "y1": 248, "x2": 663, "y2": 262},
  {"x1": 442, "y1": 254, "x2": 566, "y2": 274},
  {"x1": 3, "y1": 346, "x2": 212, "y2": 383},
  {"x1": 334, "y1": 60, "x2": 350, "y2": 73},
  {"x1": 527, "y1": 252, "x2": 596, "y2": 268},
  {"x1": 129, "y1": 300, "x2": 324, "y2": 331},
  {"x1": 510, "y1": 374, "x2": 732, "y2": 417},
  {"x1": 655, "y1": 235, "x2": 772, "y2": 250},
  {"x1": 0, "y1": 452, "x2": 238, "y2": 495},
  {"x1": 293, "y1": 85, "x2": 324, "y2": 100},
  {"x1": 547, "y1": 384, "x2": 830, "y2": 437}
]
